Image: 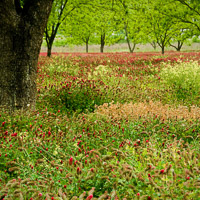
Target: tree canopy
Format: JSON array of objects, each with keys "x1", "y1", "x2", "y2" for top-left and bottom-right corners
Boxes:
[{"x1": 42, "y1": 0, "x2": 200, "y2": 55}]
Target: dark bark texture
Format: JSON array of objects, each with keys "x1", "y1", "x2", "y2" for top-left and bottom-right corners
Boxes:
[{"x1": 0, "y1": 0, "x2": 53, "y2": 111}]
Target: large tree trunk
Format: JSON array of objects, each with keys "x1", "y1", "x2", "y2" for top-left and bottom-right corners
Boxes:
[{"x1": 0, "y1": 0, "x2": 53, "y2": 111}]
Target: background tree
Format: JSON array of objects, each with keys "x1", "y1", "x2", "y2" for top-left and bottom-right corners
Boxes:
[
  {"x1": 114, "y1": 0, "x2": 148, "y2": 53},
  {"x1": 169, "y1": 27, "x2": 194, "y2": 51},
  {"x1": 0, "y1": 0, "x2": 53, "y2": 110},
  {"x1": 174, "y1": 0, "x2": 200, "y2": 32},
  {"x1": 61, "y1": 3, "x2": 96, "y2": 53},
  {"x1": 92, "y1": 0, "x2": 117, "y2": 53},
  {"x1": 45, "y1": 0, "x2": 75, "y2": 57},
  {"x1": 146, "y1": 0, "x2": 183, "y2": 54}
]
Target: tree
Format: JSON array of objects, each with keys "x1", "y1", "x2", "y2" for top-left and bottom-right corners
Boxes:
[
  {"x1": 60, "y1": 3, "x2": 96, "y2": 53},
  {"x1": 146, "y1": 0, "x2": 183, "y2": 54},
  {"x1": 45, "y1": 0, "x2": 74, "y2": 57},
  {"x1": 174, "y1": 0, "x2": 200, "y2": 32},
  {"x1": 45, "y1": 0, "x2": 93, "y2": 57},
  {"x1": 169, "y1": 28, "x2": 194, "y2": 51},
  {"x1": 93, "y1": 0, "x2": 116, "y2": 53},
  {"x1": 115, "y1": 0, "x2": 148, "y2": 53},
  {"x1": 0, "y1": 0, "x2": 53, "y2": 110}
]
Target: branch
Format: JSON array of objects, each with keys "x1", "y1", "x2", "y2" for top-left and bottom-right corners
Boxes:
[
  {"x1": 58, "y1": 0, "x2": 68, "y2": 21},
  {"x1": 62, "y1": 7, "x2": 76, "y2": 22},
  {"x1": 176, "y1": 0, "x2": 200, "y2": 16}
]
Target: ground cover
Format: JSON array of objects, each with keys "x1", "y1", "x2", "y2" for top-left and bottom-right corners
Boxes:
[{"x1": 0, "y1": 52, "x2": 200, "y2": 199}]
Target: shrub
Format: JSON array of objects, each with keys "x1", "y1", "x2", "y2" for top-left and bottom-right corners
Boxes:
[{"x1": 160, "y1": 60, "x2": 200, "y2": 96}]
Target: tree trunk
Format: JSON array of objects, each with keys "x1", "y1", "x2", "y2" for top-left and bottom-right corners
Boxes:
[
  {"x1": 86, "y1": 39, "x2": 89, "y2": 53},
  {"x1": 126, "y1": 38, "x2": 136, "y2": 53},
  {"x1": 47, "y1": 41, "x2": 53, "y2": 57},
  {"x1": 45, "y1": 23, "x2": 60, "y2": 57},
  {"x1": 124, "y1": 23, "x2": 135, "y2": 53},
  {"x1": 126, "y1": 37, "x2": 132, "y2": 53},
  {"x1": 169, "y1": 41, "x2": 183, "y2": 52},
  {"x1": 100, "y1": 44, "x2": 104, "y2": 53},
  {"x1": 0, "y1": 0, "x2": 53, "y2": 111},
  {"x1": 177, "y1": 41, "x2": 183, "y2": 51},
  {"x1": 47, "y1": 46, "x2": 52, "y2": 57},
  {"x1": 161, "y1": 46, "x2": 165, "y2": 54},
  {"x1": 100, "y1": 33, "x2": 105, "y2": 53}
]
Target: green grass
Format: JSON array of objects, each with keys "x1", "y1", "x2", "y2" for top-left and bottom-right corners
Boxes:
[{"x1": 0, "y1": 53, "x2": 200, "y2": 199}]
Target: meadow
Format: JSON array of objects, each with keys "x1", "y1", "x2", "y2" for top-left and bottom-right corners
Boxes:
[{"x1": 0, "y1": 52, "x2": 200, "y2": 200}]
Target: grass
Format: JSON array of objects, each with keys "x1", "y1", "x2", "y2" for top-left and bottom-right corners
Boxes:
[{"x1": 0, "y1": 52, "x2": 200, "y2": 199}]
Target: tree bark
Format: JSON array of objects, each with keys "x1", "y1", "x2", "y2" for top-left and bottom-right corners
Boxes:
[
  {"x1": 47, "y1": 45, "x2": 52, "y2": 57},
  {"x1": 161, "y1": 46, "x2": 165, "y2": 54},
  {"x1": 86, "y1": 41, "x2": 89, "y2": 53},
  {"x1": 100, "y1": 33, "x2": 105, "y2": 53},
  {"x1": 85, "y1": 36, "x2": 89, "y2": 53},
  {"x1": 0, "y1": 0, "x2": 53, "y2": 111},
  {"x1": 47, "y1": 38, "x2": 54, "y2": 57}
]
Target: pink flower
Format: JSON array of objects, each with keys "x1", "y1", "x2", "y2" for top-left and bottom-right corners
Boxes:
[
  {"x1": 69, "y1": 157, "x2": 73, "y2": 165},
  {"x1": 86, "y1": 194, "x2": 93, "y2": 200},
  {"x1": 38, "y1": 193, "x2": 42, "y2": 197},
  {"x1": 160, "y1": 169, "x2": 165, "y2": 174}
]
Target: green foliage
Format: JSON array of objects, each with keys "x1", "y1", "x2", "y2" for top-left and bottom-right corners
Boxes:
[
  {"x1": 192, "y1": 36, "x2": 200, "y2": 43},
  {"x1": 160, "y1": 60, "x2": 200, "y2": 100}
]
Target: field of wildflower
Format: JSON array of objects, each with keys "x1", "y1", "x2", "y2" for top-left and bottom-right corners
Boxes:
[{"x1": 0, "y1": 52, "x2": 200, "y2": 200}]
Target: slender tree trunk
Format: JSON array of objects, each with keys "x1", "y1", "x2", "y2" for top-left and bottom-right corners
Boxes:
[
  {"x1": 124, "y1": 23, "x2": 136, "y2": 53},
  {"x1": 126, "y1": 37, "x2": 136, "y2": 53},
  {"x1": 0, "y1": 1, "x2": 53, "y2": 111},
  {"x1": 161, "y1": 46, "x2": 165, "y2": 54},
  {"x1": 45, "y1": 26, "x2": 59, "y2": 57},
  {"x1": 85, "y1": 37, "x2": 89, "y2": 53},
  {"x1": 47, "y1": 41, "x2": 53, "y2": 57},
  {"x1": 126, "y1": 38, "x2": 136, "y2": 53},
  {"x1": 100, "y1": 33, "x2": 105, "y2": 53},
  {"x1": 169, "y1": 41, "x2": 183, "y2": 52},
  {"x1": 47, "y1": 46, "x2": 52, "y2": 57},
  {"x1": 177, "y1": 41, "x2": 183, "y2": 51},
  {"x1": 126, "y1": 37, "x2": 132, "y2": 53},
  {"x1": 86, "y1": 41, "x2": 89, "y2": 53}
]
